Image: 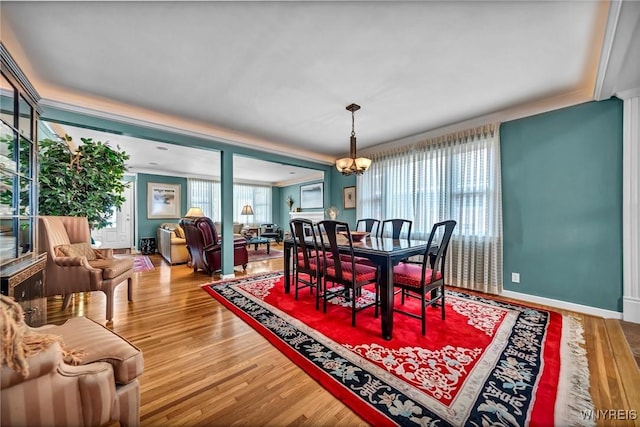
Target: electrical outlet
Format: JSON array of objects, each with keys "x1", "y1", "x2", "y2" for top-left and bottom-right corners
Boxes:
[{"x1": 511, "y1": 272, "x2": 520, "y2": 283}]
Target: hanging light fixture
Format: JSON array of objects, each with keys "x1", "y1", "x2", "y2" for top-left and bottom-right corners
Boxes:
[{"x1": 335, "y1": 103, "x2": 371, "y2": 175}]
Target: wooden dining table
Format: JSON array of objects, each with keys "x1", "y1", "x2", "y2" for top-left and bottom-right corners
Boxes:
[{"x1": 283, "y1": 235, "x2": 432, "y2": 340}]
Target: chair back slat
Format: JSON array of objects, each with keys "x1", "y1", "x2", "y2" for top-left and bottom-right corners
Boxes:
[
  {"x1": 356, "y1": 218, "x2": 380, "y2": 236},
  {"x1": 422, "y1": 220, "x2": 457, "y2": 284},
  {"x1": 381, "y1": 219, "x2": 412, "y2": 239},
  {"x1": 318, "y1": 220, "x2": 354, "y2": 282},
  {"x1": 289, "y1": 219, "x2": 320, "y2": 271}
]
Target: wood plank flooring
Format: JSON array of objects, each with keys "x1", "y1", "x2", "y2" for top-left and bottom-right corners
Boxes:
[{"x1": 44, "y1": 245, "x2": 640, "y2": 426}]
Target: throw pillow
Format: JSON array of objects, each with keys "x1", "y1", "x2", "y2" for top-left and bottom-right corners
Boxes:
[
  {"x1": 55, "y1": 242, "x2": 97, "y2": 261},
  {"x1": 174, "y1": 226, "x2": 185, "y2": 239}
]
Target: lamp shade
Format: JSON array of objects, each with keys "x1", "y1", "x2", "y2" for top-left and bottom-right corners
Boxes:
[
  {"x1": 241, "y1": 205, "x2": 254, "y2": 215},
  {"x1": 336, "y1": 103, "x2": 371, "y2": 175},
  {"x1": 185, "y1": 207, "x2": 204, "y2": 217}
]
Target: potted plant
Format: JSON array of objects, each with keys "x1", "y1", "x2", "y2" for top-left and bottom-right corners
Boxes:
[{"x1": 38, "y1": 135, "x2": 130, "y2": 230}]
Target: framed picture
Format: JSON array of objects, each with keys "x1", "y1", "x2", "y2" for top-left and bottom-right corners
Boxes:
[
  {"x1": 300, "y1": 182, "x2": 324, "y2": 209},
  {"x1": 147, "y1": 182, "x2": 181, "y2": 219},
  {"x1": 343, "y1": 186, "x2": 356, "y2": 209}
]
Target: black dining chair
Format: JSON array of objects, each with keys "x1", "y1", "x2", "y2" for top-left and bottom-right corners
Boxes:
[
  {"x1": 392, "y1": 220, "x2": 456, "y2": 335},
  {"x1": 380, "y1": 219, "x2": 412, "y2": 239},
  {"x1": 318, "y1": 220, "x2": 379, "y2": 326},
  {"x1": 356, "y1": 218, "x2": 380, "y2": 236},
  {"x1": 289, "y1": 219, "x2": 329, "y2": 307}
]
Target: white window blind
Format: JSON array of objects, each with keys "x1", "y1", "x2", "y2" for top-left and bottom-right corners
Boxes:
[
  {"x1": 187, "y1": 178, "x2": 272, "y2": 225},
  {"x1": 358, "y1": 124, "x2": 502, "y2": 293}
]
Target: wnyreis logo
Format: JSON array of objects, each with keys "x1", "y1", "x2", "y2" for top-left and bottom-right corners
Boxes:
[{"x1": 582, "y1": 409, "x2": 637, "y2": 421}]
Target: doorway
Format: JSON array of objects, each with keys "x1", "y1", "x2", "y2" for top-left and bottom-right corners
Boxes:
[{"x1": 91, "y1": 183, "x2": 135, "y2": 249}]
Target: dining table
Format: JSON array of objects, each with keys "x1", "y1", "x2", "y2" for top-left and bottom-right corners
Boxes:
[{"x1": 283, "y1": 234, "x2": 432, "y2": 340}]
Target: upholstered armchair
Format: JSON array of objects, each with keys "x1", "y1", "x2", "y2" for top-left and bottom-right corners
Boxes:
[
  {"x1": 38, "y1": 216, "x2": 134, "y2": 322},
  {"x1": 1, "y1": 295, "x2": 144, "y2": 426},
  {"x1": 180, "y1": 217, "x2": 248, "y2": 275}
]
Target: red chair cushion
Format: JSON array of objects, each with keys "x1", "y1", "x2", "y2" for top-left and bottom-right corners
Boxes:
[
  {"x1": 327, "y1": 260, "x2": 377, "y2": 282},
  {"x1": 307, "y1": 256, "x2": 334, "y2": 268},
  {"x1": 393, "y1": 262, "x2": 442, "y2": 289}
]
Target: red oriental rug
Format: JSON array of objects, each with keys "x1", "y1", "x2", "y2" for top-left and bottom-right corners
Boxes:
[
  {"x1": 203, "y1": 272, "x2": 594, "y2": 426},
  {"x1": 133, "y1": 255, "x2": 155, "y2": 273}
]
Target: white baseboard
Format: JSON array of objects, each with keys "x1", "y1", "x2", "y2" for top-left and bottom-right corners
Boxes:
[
  {"x1": 623, "y1": 297, "x2": 640, "y2": 323},
  {"x1": 220, "y1": 273, "x2": 236, "y2": 280},
  {"x1": 500, "y1": 290, "x2": 622, "y2": 319}
]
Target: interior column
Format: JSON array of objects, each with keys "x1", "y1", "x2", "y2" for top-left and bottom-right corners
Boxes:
[{"x1": 621, "y1": 90, "x2": 640, "y2": 323}]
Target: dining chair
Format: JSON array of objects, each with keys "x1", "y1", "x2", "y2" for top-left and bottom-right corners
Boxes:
[
  {"x1": 392, "y1": 219, "x2": 456, "y2": 334},
  {"x1": 318, "y1": 220, "x2": 379, "y2": 326},
  {"x1": 289, "y1": 219, "x2": 328, "y2": 307},
  {"x1": 356, "y1": 218, "x2": 380, "y2": 236},
  {"x1": 380, "y1": 219, "x2": 413, "y2": 239}
]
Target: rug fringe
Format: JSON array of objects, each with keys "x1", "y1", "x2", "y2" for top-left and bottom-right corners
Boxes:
[{"x1": 555, "y1": 315, "x2": 595, "y2": 426}]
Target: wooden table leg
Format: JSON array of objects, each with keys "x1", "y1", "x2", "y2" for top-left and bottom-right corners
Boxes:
[
  {"x1": 284, "y1": 243, "x2": 291, "y2": 294},
  {"x1": 380, "y1": 258, "x2": 394, "y2": 340}
]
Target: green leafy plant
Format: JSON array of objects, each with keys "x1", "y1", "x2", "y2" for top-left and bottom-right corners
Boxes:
[{"x1": 38, "y1": 135, "x2": 130, "y2": 229}]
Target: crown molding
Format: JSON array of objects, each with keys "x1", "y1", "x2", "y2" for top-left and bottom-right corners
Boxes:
[
  {"x1": 0, "y1": 42, "x2": 41, "y2": 109},
  {"x1": 617, "y1": 87, "x2": 640, "y2": 100},
  {"x1": 359, "y1": 87, "x2": 593, "y2": 157},
  {"x1": 593, "y1": 0, "x2": 622, "y2": 101}
]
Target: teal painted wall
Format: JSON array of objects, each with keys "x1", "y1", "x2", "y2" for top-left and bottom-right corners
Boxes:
[
  {"x1": 278, "y1": 179, "x2": 326, "y2": 229},
  {"x1": 500, "y1": 98, "x2": 623, "y2": 311},
  {"x1": 275, "y1": 172, "x2": 356, "y2": 231},
  {"x1": 329, "y1": 170, "x2": 357, "y2": 227},
  {"x1": 136, "y1": 173, "x2": 188, "y2": 245}
]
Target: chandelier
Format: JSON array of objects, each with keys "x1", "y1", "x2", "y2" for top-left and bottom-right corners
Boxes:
[{"x1": 335, "y1": 103, "x2": 371, "y2": 175}]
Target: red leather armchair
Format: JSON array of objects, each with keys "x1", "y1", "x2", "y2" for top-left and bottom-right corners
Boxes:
[{"x1": 180, "y1": 217, "x2": 248, "y2": 274}]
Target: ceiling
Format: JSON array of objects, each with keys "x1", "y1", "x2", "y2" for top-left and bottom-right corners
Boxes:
[{"x1": 2, "y1": 1, "x2": 640, "y2": 178}]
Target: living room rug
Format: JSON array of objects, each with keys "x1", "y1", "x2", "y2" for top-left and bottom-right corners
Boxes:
[
  {"x1": 203, "y1": 272, "x2": 595, "y2": 427},
  {"x1": 247, "y1": 247, "x2": 283, "y2": 262},
  {"x1": 133, "y1": 255, "x2": 155, "y2": 273}
]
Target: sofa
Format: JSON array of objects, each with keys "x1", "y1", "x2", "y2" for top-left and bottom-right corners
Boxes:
[
  {"x1": 214, "y1": 221, "x2": 245, "y2": 240},
  {"x1": 1, "y1": 294, "x2": 144, "y2": 427},
  {"x1": 157, "y1": 223, "x2": 189, "y2": 265}
]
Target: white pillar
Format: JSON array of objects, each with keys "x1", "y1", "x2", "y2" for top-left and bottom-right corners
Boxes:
[{"x1": 620, "y1": 90, "x2": 640, "y2": 323}]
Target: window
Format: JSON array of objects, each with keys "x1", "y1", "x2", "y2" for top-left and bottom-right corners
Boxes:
[
  {"x1": 359, "y1": 133, "x2": 499, "y2": 240},
  {"x1": 233, "y1": 183, "x2": 271, "y2": 224},
  {"x1": 188, "y1": 178, "x2": 220, "y2": 220},
  {"x1": 358, "y1": 124, "x2": 502, "y2": 292},
  {"x1": 188, "y1": 178, "x2": 271, "y2": 224}
]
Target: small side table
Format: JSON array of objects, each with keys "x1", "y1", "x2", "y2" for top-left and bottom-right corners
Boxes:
[
  {"x1": 140, "y1": 237, "x2": 156, "y2": 255},
  {"x1": 0, "y1": 253, "x2": 47, "y2": 327}
]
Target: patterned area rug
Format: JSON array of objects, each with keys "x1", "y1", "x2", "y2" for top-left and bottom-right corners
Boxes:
[
  {"x1": 203, "y1": 272, "x2": 595, "y2": 426},
  {"x1": 247, "y1": 247, "x2": 283, "y2": 262},
  {"x1": 133, "y1": 255, "x2": 155, "y2": 272}
]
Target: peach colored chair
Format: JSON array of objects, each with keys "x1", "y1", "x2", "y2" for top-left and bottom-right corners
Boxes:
[
  {"x1": 38, "y1": 216, "x2": 134, "y2": 322},
  {"x1": 1, "y1": 295, "x2": 144, "y2": 426}
]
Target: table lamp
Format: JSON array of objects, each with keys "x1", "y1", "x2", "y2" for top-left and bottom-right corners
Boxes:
[
  {"x1": 241, "y1": 204, "x2": 254, "y2": 225},
  {"x1": 185, "y1": 207, "x2": 204, "y2": 217}
]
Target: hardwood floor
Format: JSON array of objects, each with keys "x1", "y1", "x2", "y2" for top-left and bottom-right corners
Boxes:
[{"x1": 44, "y1": 245, "x2": 640, "y2": 426}]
